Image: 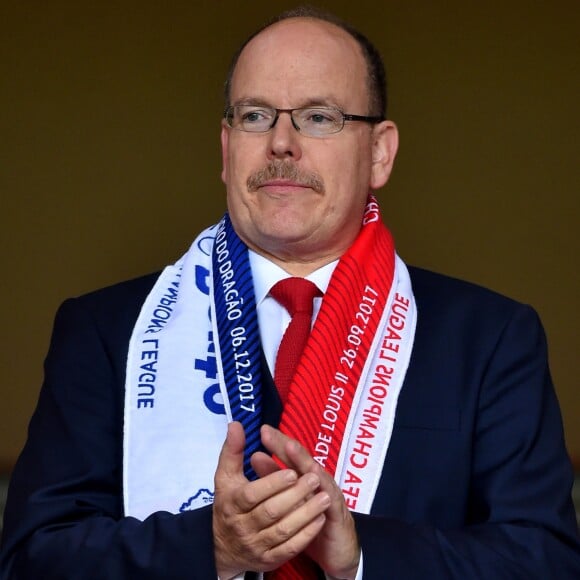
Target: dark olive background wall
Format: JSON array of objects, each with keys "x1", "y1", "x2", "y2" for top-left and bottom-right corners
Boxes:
[{"x1": 1, "y1": 1, "x2": 578, "y2": 470}]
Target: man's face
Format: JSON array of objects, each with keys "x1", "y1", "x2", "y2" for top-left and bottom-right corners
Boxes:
[{"x1": 221, "y1": 18, "x2": 397, "y2": 273}]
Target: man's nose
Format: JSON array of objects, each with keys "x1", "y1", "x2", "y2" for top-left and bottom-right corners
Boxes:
[{"x1": 267, "y1": 112, "x2": 302, "y2": 160}]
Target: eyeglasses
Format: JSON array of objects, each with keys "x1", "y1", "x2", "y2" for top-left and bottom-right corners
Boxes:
[{"x1": 224, "y1": 105, "x2": 384, "y2": 137}]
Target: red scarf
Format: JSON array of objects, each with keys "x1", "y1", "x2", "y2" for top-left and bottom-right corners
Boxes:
[{"x1": 275, "y1": 197, "x2": 395, "y2": 579}]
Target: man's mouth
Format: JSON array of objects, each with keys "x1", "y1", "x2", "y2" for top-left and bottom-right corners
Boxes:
[{"x1": 247, "y1": 161, "x2": 324, "y2": 193}]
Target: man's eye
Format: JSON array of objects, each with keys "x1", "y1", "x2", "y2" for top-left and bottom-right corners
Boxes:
[
  {"x1": 303, "y1": 109, "x2": 340, "y2": 125},
  {"x1": 308, "y1": 112, "x2": 333, "y2": 123},
  {"x1": 242, "y1": 109, "x2": 269, "y2": 123}
]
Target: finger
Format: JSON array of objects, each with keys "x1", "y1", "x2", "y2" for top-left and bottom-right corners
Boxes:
[
  {"x1": 269, "y1": 489, "x2": 331, "y2": 546},
  {"x1": 243, "y1": 509, "x2": 328, "y2": 574},
  {"x1": 215, "y1": 421, "x2": 246, "y2": 483},
  {"x1": 251, "y1": 471, "x2": 322, "y2": 528},
  {"x1": 235, "y1": 468, "x2": 299, "y2": 512},
  {"x1": 251, "y1": 450, "x2": 281, "y2": 478},
  {"x1": 259, "y1": 427, "x2": 347, "y2": 519},
  {"x1": 261, "y1": 425, "x2": 317, "y2": 475},
  {"x1": 260, "y1": 495, "x2": 330, "y2": 567}
]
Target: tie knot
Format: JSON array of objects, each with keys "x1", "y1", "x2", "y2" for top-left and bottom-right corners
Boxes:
[{"x1": 270, "y1": 277, "x2": 321, "y2": 317}]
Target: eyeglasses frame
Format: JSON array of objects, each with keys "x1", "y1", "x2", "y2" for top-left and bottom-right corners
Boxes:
[{"x1": 223, "y1": 105, "x2": 385, "y2": 136}]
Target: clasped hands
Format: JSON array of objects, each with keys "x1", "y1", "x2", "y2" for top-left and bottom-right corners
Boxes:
[{"x1": 213, "y1": 422, "x2": 360, "y2": 580}]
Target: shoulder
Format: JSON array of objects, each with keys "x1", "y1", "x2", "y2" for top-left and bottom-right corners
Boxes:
[
  {"x1": 50, "y1": 272, "x2": 163, "y2": 361},
  {"x1": 408, "y1": 264, "x2": 528, "y2": 317},
  {"x1": 74, "y1": 270, "x2": 162, "y2": 305},
  {"x1": 406, "y1": 265, "x2": 544, "y2": 349},
  {"x1": 63, "y1": 271, "x2": 162, "y2": 319},
  {"x1": 408, "y1": 265, "x2": 517, "y2": 305}
]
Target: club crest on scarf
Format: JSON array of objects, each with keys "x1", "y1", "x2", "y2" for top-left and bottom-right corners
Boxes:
[{"x1": 179, "y1": 488, "x2": 215, "y2": 512}]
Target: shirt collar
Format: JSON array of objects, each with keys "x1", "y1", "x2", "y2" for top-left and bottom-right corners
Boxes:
[{"x1": 249, "y1": 250, "x2": 338, "y2": 306}]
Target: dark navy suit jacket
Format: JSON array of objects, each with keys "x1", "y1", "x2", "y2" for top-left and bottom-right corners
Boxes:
[{"x1": 1, "y1": 266, "x2": 579, "y2": 578}]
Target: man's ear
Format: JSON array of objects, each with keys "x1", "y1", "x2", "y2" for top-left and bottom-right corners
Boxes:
[
  {"x1": 220, "y1": 121, "x2": 229, "y2": 185},
  {"x1": 370, "y1": 120, "x2": 399, "y2": 190}
]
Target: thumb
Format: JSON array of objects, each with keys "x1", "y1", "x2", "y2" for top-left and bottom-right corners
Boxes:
[{"x1": 215, "y1": 421, "x2": 246, "y2": 481}]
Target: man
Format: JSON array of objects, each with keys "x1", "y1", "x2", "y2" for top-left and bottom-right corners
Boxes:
[{"x1": 1, "y1": 7, "x2": 579, "y2": 579}]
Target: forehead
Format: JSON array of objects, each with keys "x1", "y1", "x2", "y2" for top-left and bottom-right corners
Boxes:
[{"x1": 230, "y1": 18, "x2": 368, "y2": 109}]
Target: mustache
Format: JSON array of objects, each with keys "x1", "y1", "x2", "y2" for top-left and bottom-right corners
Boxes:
[{"x1": 247, "y1": 161, "x2": 325, "y2": 193}]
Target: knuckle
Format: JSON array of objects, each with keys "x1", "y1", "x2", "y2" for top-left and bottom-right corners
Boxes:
[
  {"x1": 216, "y1": 497, "x2": 237, "y2": 520},
  {"x1": 274, "y1": 520, "x2": 293, "y2": 541},
  {"x1": 283, "y1": 540, "x2": 301, "y2": 560},
  {"x1": 239, "y1": 486, "x2": 253, "y2": 505},
  {"x1": 261, "y1": 551, "x2": 278, "y2": 569},
  {"x1": 230, "y1": 517, "x2": 248, "y2": 538},
  {"x1": 262, "y1": 501, "x2": 280, "y2": 523}
]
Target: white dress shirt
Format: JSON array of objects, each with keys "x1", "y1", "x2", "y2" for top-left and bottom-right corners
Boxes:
[{"x1": 249, "y1": 250, "x2": 338, "y2": 375}]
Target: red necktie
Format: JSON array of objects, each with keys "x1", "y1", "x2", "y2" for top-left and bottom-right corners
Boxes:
[
  {"x1": 267, "y1": 278, "x2": 322, "y2": 579},
  {"x1": 264, "y1": 278, "x2": 322, "y2": 580},
  {"x1": 270, "y1": 277, "x2": 321, "y2": 404}
]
